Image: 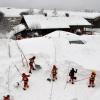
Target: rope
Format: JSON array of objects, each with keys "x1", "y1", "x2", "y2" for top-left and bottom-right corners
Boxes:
[
  {"x1": 7, "y1": 66, "x2": 11, "y2": 94},
  {"x1": 65, "y1": 77, "x2": 89, "y2": 86},
  {"x1": 7, "y1": 40, "x2": 11, "y2": 94},
  {"x1": 64, "y1": 64, "x2": 70, "y2": 89},
  {"x1": 74, "y1": 77, "x2": 89, "y2": 83},
  {"x1": 49, "y1": 81, "x2": 54, "y2": 100},
  {"x1": 8, "y1": 43, "x2": 11, "y2": 58},
  {"x1": 15, "y1": 40, "x2": 28, "y2": 67},
  {"x1": 21, "y1": 54, "x2": 25, "y2": 67},
  {"x1": 13, "y1": 64, "x2": 22, "y2": 76},
  {"x1": 54, "y1": 44, "x2": 57, "y2": 64}
]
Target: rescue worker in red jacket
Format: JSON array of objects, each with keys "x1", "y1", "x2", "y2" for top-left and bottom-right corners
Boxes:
[
  {"x1": 29, "y1": 56, "x2": 36, "y2": 73},
  {"x1": 88, "y1": 71, "x2": 96, "y2": 87},
  {"x1": 3, "y1": 95, "x2": 10, "y2": 100},
  {"x1": 51, "y1": 65, "x2": 58, "y2": 81},
  {"x1": 22, "y1": 73, "x2": 30, "y2": 90}
]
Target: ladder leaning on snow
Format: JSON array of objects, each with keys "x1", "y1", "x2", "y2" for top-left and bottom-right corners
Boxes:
[{"x1": 15, "y1": 40, "x2": 29, "y2": 68}]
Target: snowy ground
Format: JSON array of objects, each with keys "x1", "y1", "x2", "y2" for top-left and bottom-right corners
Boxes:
[{"x1": 0, "y1": 31, "x2": 100, "y2": 100}]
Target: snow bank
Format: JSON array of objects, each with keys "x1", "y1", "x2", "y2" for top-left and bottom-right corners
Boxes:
[
  {"x1": 17, "y1": 32, "x2": 100, "y2": 71},
  {"x1": 44, "y1": 31, "x2": 75, "y2": 38},
  {"x1": 0, "y1": 32, "x2": 100, "y2": 100},
  {"x1": 17, "y1": 37, "x2": 55, "y2": 62}
]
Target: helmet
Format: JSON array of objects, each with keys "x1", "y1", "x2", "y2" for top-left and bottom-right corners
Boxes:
[
  {"x1": 7, "y1": 95, "x2": 10, "y2": 98},
  {"x1": 22, "y1": 73, "x2": 25, "y2": 76},
  {"x1": 53, "y1": 65, "x2": 57, "y2": 69},
  {"x1": 92, "y1": 70, "x2": 96, "y2": 74},
  {"x1": 32, "y1": 56, "x2": 36, "y2": 59},
  {"x1": 72, "y1": 68, "x2": 74, "y2": 70}
]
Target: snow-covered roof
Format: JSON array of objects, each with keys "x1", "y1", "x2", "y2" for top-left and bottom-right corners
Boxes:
[
  {"x1": 7, "y1": 24, "x2": 26, "y2": 38},
  {"x1": 44, "y1": 30, "x2": 80, "y2": 41},
  {"x1": 0, "y1": 7, "x2": 28, "y2": 17},
  {"x1": 44, "y1": 30, "x2": 77, "y2": 38},
  {"x1": 23, "y1": 15, "x2": 70, "y2": 29},
  {"x1": 23, "y1": 15, "x2": 91, "y2": 30},
  {"x1": 66, "y1": 16, "x2": 91, "y2": 26},
  {"x1": 67, "y1": 11, "x2": 100, "y2": 19},
  {"x1": 13, "y1": 24, "x2": 26, "y2": 33},
  {"x1": 43, "y1": 10, "x2": 100, "y2": 19}
]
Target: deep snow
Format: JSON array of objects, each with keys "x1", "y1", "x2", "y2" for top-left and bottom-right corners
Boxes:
[{"x1": 0, "y1": 31, "x2": 100, "y2": 100}]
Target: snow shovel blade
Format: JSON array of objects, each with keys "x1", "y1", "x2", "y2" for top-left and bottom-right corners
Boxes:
[
  {"x1": 47, "y1": 78, "x2": 51, "y2": 82},
  {"x1": 35, "y1": 64, "x2": 42, "y2": 70}
]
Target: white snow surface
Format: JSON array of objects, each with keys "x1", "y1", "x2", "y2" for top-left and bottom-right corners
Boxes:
[
  {"x1": 7, "y1": 24, "x2": 26, "y2": 38},
  {"x1": 0, "y1": 7, "x2": 100, "y2": 19},
  {"x1": 23, "y1": 15, "x2": 70, "y2": 29},
  {"x1": 67, "y1": 11, "x2": 100, "y2": 19},
  {"x1": 0, "y1": 7, "x2": 28, "y2": 17},
  {"x1": 23, "y1": 15, "x2": 91, "y2": 30},
  {"x1": 0, "y1": 31, "x2": 100, "y2": 100}
]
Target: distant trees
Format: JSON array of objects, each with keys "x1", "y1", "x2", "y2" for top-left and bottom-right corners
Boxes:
[
  {"x1": 20, "y1": 9, "x2": 34, "y2": 16},
  {"x1": 38, "y1": 8, "x2": 47, "y2": 16},
  {"x1": 84, "y1": 9, "x2": 94, "y2": 12},
  {"x1": 38, "y1": 8, "x2": 44, "y2": 14},
  {"x1": 0, "y1": 12, "x2": 4, "y2": 22},
  {"x1": 20, "y1": 11, "x2": 29, "y2": 16},
  {"x1": 0, "y1": 12, "x2": 10, "y2": 33},
  {"x1": 28, "y1": 8, "x2": 34, "y2": 15},
  {"x1": 52, "y1": 8, "x2": 58, "y2": 16}
]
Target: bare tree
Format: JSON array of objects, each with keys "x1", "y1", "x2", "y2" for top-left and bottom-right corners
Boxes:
[
  {"x1": 38, "y1": 8, "x2": 44, "y2": 14},
  {"x1": 52, "y1": 8, "x2": 58, "y2": 17},
  {"x1": 28, "y1": 8, "x2": 34, "y2": 15}
]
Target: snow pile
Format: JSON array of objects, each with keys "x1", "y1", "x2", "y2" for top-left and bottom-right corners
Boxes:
[
  {"x1": 44, "y1": 31, "x2": 80, "y2": 40},
  {"x1": 16, "y1": 31, "x2": 100, "y2": 71},
  {"x1": 0, "y1": 31, "x2": 100, "y2": 100}
]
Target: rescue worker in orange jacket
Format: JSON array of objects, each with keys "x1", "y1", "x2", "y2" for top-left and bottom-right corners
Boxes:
[
  {"x1": 29, "y1": 56, "x2": 36, "y2": 73},
  {"x1": 22, "y1": 73, "x2": 30, "y2": 90},
  {"x1": 3, "y1": 95, "x2": 10, "y2": 100},
  {"x1": 88, "y1": 71, "x2": 96, "y2": 87},
  {"x1": 51, "y1": 65, "x2": 58, "y2": 81}
]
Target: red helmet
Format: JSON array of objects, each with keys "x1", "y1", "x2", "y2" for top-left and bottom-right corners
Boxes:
[
  {"x1": 53, "y1": 65, "x2": 56, "y2": 68},
  {"x1": 32, "y1": 56, "x2": 36, "y2": 59},
  {"x1": 22, "y1": 73, "x2": 26, "y2": 76}
]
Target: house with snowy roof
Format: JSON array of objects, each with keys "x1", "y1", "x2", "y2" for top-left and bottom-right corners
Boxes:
[
  {"x1": 11, "y1": 14, "x2": 91, "y2": 39},
  {"x1": 67, "y1": 11, "x2": 100, "y2": 28}
]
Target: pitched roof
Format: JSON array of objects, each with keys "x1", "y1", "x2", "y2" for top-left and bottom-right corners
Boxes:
[
  {"x1": 67, "y1": 11, "x2": 100, "y2": 19},
  {"x1": 23, "y1": 15, "x2": 91, "y2": 30},
  {"x1": 23, "y1": 15, "x2": 70, "y2": 29}
]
